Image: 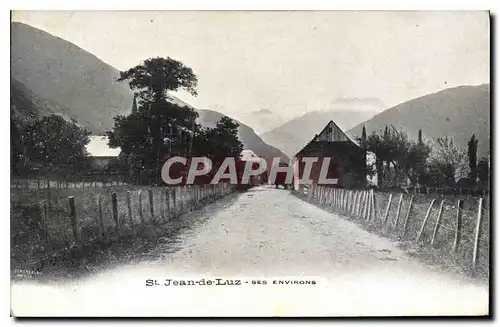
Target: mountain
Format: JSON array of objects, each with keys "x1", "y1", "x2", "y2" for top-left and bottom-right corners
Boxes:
[
  {"x1": 346, "y1": 84, "x2": 491, "y2": 157},
  {"x1": 196, "y1": 109, "x2": 289, "y2": 164},
  {"x1": 11, "y1": 77, "x2": 90, "y2": 129},
  {"x1": 260, "y1": 109, "x2": 379, "y2": 157},
  {"x1": 239, "y1": 109, "x2": 286, "y2": 135},
  {"x1": 11, "y1": 22, "x2": 286, "y2": 163},
  {"x1": 11, "y1": 21, "x2": 135, "y2": 134}
]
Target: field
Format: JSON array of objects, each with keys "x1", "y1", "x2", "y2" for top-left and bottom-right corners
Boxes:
[
  {"x1": 11, "y1": 183, "x2": 235, "y2": 268},
  {"x1": 296, "y1": 186, "x2": 490, "y2": 281}
]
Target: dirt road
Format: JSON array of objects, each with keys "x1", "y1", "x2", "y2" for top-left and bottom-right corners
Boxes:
[{"x1": 11, "y1": 185, "x2": 489, "y2": 316}]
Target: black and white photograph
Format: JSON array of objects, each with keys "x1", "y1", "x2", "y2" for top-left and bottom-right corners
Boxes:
[{"x1": 9, "y1": 9, "x2": 491, "y2": 317}]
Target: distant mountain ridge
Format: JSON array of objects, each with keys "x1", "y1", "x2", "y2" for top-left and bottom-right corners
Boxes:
[
  {"x1": 10, "y1": 21, "x2": 287, "y2": 163},
  {"x1": 196, "y1": 109, "x2": 289, "y2": 163},
  {"x1": 238, "y1": 108, "x2": 286, "y2": 135},
  {"x1": 11, "y1": 22, "x2": 133, "y2": 134},
  {"x1": 346, "y1": 84, "x2": 491, "y2": 157}
]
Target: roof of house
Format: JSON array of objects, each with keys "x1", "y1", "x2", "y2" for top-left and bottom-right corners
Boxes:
[
  {"x1": 86, "y1": 136, "x2": 121, "y2": 157},
  {"x1": 295, "y1": 120, "x2": 360, "y2": 157},
  {"x1": 240, "y1": 149, "x2": 262, "y2": 162}
]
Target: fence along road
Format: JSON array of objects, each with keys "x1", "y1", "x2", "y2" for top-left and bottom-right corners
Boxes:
[{"x1": 11, "y1": 185, "x2": 488, "y2": 317}]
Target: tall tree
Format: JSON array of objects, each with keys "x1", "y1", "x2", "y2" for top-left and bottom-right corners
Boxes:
[
  {"x1": 360, "y1": 125, "x2": 367, "y2": 149},
  {"x1": 118, "y1": 57, "x2": 198, "y2": 104},
  {"x1": 112, "y1": 57, "x2": 199, "y2": 184},
  {"x1": 427, "y1": 136, "x2": 467, "y2": 188},
  {"x1": 358, "y1": 125, "x2": 430, "y2": 188},
  {"x1": 20, "y1": 114, "x2": 91, "y2": 176}
]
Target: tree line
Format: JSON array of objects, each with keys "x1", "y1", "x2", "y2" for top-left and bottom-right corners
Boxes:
[
  {"x1": 107, "y1": 57, "x2": 243, "y2": 185},
  {"x1": 11, "y1": 113, "x2": 91, "y2": 178},
  {"x1": 357, "y1": 125, "x2": 490, "y2": 190}
]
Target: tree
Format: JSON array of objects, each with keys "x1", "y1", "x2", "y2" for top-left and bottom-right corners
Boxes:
[
  {"x1": 427, "y1": 136, "x2": 467, "y2": 188},
  {"x1": 118, "y1": 57, "x2": 198, "y2": 103},
  {"x1": 111, "y1": 57, "x2": 199, "y2": 184},
  {"x1": 357, "y1": 125, "x2": 430, "y2": 188},
  {"x1": 107, "y1": 102, "x2": 200, "y2": 183},
  {"x1": 11, "y1": 114, "x2": 24, "y2": 175},
  {"x1": 213, "y1": 116, "x2": 243, "y2": 161},
  {"x1": 477, "y1": 156, "x2": 489, "y2": 185},
  {"x1": 360, "y1": 125, "x2": 367, "y2": 149},
  {"x1": 20, "y1": 114, "x2": 91, "y2": 176},
  {"x1": 429, "y1": 136, "x2": 466, "y2": 169},
  {"x1": 467, "y1": 134, "x2": 478, "y2": 182}
]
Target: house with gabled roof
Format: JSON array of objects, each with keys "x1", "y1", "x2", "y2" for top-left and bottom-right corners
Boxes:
[{"x1": 293, "y1": 120, "x2": 367, "y2": 190}]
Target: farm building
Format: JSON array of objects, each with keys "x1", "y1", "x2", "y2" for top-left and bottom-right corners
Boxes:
[
  {"x1": 85, "y1": 136, "x2": 121, "y2": 171},
  {"x1": 293, "y1": 120, "x2": 367, "y2": 190}
]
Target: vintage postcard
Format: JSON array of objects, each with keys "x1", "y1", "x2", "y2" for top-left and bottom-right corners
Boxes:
[{"x1": 10, "y1": 10, "x2": 490, "y2": 317}]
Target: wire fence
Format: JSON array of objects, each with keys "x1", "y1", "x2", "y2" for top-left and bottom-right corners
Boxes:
[
  {"x1": 295, "y1": 185, "x2": 490, "y2": 278},
  {"x1": 11, "y1": 176, "x2": 127, "y2": 192},
  {"x1": 11, "y1": 183, "x2": 236, "y2": 267}
]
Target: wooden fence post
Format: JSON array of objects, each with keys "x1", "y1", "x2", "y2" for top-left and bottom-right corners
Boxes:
[
  {"x1": 472, "y1": 198, "x2": 484, "y2": 270},
  {"x1": 416, "y1": 199, "x2": 435, "y2": 242},
  {"x1": 338, "y1": 189, "x2": 342, "y2": 210},
  {"x1": 165, "y1": 189, "x2": 171, "y2": 221},
  {"x1": 345, "y1": 190, "x2": 350, "y2": 213},
  {"x1": 354, "y1": 191, "x2": 358, "y2": 214},
  {"x1": 362, "y1": 191, "x2": 368, "y2": 219},
  {"x1": 356, "y1": 191, "x2": 363, "y2": 217},
  {"x1": 358, "y1": 191, "x2": 363, "y2": 216},
  {"x1": 366, "y1": 190, "x2": 373, "y2": 221},
  {"x1": 402, "y1": 195, "x2": 414, "y2": 238},
  {"x1": 148, "y1": 189, "x2": 155, "y2": 222},
  {"x1": 127, "y1": 191, "x2": 134, "y2": 231},
  {"x1": 68, "y1": 196, "x2": 78, "y2": 242},
  {"x1": 452, "y1": 199, "x2": 464, "y2": 253},
  {"x1": 346, "y1": 190, "x2": 351, "y2": 214},
  {"x1": 172, "y1": 187, "x2": 177, "y2": 218},
  {"x1": 179, "y1": 186, "x2": 184, "y2": 214},
  {"x1": 383, "y1": 194, "x2": 393, "y2": 224},
  {"x1": 346, "y1": 191, "x2": 351, "y2": 214},
  {"x1": 344, "y1": 190, "x2": 348, "y2": 213},
  {"x1": 111, "y1": 192, "x2": 119, "y2": 232},
  {"x1": 371, "y1": 190, "x2": 377, "y2": 221},
  {"x1": 430, "y1": 200, "x2": 445, "y2": 245},
  {"x1": 341, "y1": 189, "x2": 344, "y2": 211},
  {"x1": 138, "y1": 190, "x2": 144, "y2": 224},
  {"x1": 394, "y1": 194, "x2": 404, "y2": 227},
  {"x1": 351, "y1": 191, "x2": 356, "y2": 214},
  {"x1": 366, "y1": 190, "x2": 372, "y2": 220},
  {"x1": 350, "y1": 191, "x2": 355, "y2": 214}
]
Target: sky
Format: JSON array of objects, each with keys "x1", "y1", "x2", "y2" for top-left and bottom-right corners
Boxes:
[{"x1": 11, "y1": 11, "x2": 490, "y2": 121}]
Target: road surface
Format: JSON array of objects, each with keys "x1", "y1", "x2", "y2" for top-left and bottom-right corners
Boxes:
[{"x1": 11, "y1": 185, "x2": 489, "y2": 316}]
